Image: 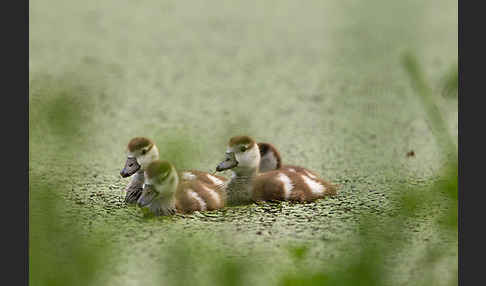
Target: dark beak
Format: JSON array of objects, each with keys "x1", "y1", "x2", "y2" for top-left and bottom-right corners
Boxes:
[
  {"x1": 120, "y1": 157, "x2": 141, "y2": 178},
  {"x1": 216, "y1": 152, "x2": 238, "y2": 172}
]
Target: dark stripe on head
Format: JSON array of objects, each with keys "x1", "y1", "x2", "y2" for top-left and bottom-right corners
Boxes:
[
  {"x1": 128, "y1": 137, "x2": 154, "y2": 152},
  {"x1": 257, "y1": 142, "x2": 282, "y2": 169},
  {"x1": 229, "y1": 136, "x2": 256, "y2": 148}
]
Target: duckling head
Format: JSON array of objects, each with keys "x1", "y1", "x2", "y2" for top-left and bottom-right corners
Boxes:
[
  {"x1": 137, "y1": 160, "x2": 179, "y2": 208},
  {"x1": 216, "y1": 135, "x2": 261, "y2": 174},
  {"x1": 257, "y1": 142, "x2": 282, "y2": 172},
  {"x1": 120, "y1": 137, "x2": 159, "y2": 178}
]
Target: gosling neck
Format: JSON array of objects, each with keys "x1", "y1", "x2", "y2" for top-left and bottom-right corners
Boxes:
[
  {"x1": 146, "y1": 172, "x2": 179, "y2": 216},
  {"x1": 226, "y1": 166, "x2": 259, "y2": 206}
]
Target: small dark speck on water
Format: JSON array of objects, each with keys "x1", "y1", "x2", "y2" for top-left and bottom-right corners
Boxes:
[{"x1": 406, "y1": 150, "x2": 415, "y2": 157}]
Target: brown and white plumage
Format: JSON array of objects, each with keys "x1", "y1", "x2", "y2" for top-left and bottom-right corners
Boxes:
[
  {"x1": 176, "y1": 170, "x2": 227, "y2": 213},
  {"x1": 216, "y1": 136, "x2": 337, "y2": 206},
  {"x1": 252, "y1": 168, "x2": 337, "y2": 202},
  {"x1": 120, "y1": 137, "x2": 228, "y2": 205},
  {"x1": 257, "y1": 142, "x2": 322, "y2": 176},
  {"x1": 137, "y1": 160, "x2": 226, "y2": 216}
]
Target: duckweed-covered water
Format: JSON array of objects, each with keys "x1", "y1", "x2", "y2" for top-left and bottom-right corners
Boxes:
[{"x1": 29, "y1": 1, "x2": 457, "y2": 285}]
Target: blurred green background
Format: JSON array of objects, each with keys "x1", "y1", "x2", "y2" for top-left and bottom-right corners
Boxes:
[{"x1": 29, "y1": 0, "x2": 457, "y2": 285}]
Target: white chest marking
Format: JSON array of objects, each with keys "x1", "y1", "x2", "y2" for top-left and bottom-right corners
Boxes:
[
  {"x1": 200, "y1": 184, "x2": 221, "y2": 206},
  {"x1": 301, "y1": 175, "x2": 325, "y2": 195},
  {"x1": 277, "y1": 173, "x2": 294, "y2": 199},
  {"x1": 206, "y1": 174, "x2": 225, "y2": 187},
  {"x1": 182, "y1": 172, "x2": 196, "y2": 180},
  {"x1": 187, "y1": 189, "x2": 207, "y2": 211}
]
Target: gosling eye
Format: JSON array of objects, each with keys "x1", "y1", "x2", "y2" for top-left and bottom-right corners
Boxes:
[
  {"x1": 240, "y1": 146, "x2": 247, "y2": 152},
  {"x1": 141, "y1": 149, "x2": 147, "y2": 155}
]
